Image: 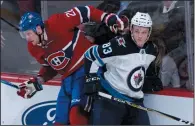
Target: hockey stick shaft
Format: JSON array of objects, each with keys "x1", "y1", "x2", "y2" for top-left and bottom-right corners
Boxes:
[
  {"x1": 1, "y1": 17, "x2": 19, "y2": 31},
  {"x1": 1, "y1": 80, "x2": 19, "y2": 89},
  {"x1": 98, "y1": 92, "x2": 194, "y2": 125}
]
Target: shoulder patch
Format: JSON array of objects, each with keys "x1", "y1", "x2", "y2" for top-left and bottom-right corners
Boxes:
[{"x1": 116, "y1": 37, "x2": 126, "y2": 47}]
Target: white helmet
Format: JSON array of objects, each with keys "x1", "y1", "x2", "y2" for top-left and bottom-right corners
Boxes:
[{"x1": 131, "y1": 12, "x2": 152, "y2": 28}]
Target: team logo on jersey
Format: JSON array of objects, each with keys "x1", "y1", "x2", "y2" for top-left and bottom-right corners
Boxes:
[
  {"x1": 117, "y1": 37, "x2": 126, "y2": 47},
  {"x1": 28, "y1": 14, "x2": 33, "y2": 19},
  {"x1": 47, "y1": 51, "x2": 70, "y2": 70},
  {"x1": 127, "y1": 66, "x2": 145, "y2": 92},
  {"x1": 139, "y1": 49, "x2": 146, "y2": 54}
]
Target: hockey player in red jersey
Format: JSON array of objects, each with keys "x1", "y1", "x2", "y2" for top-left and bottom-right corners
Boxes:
[{"x1": 17, "y1": 5, "x2": 124, "y2": 125}]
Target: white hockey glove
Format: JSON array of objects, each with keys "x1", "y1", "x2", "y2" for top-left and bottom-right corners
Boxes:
[{"x1": 17, "y1": 76, "x2": 43, "y2": 99}]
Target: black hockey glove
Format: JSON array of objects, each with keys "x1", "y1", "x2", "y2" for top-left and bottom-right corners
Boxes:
[
  {"x1": 84, "y1": 73, "x2": 101, "y2": 96},
  {"x1": 142, "y1": 76, "x2": 163, "y2": 93}
]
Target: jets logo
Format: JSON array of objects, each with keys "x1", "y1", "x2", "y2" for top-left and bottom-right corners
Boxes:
[
  {"x1": 127, "y1": 66, "x2": 145, "y2": 92},
  {"x1": 47, "y1": 51, "x2": 70, "y2": 70}
]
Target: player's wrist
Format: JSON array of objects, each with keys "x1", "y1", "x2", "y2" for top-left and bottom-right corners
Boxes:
[{"x1": 36, "y1": 74, "x2": 45, "y2": 83}]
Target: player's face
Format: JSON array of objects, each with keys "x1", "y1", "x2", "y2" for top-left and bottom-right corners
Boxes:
[
  {"x1": 24, "y1": 30, "x2": 40, "y2": 46},
  {"x1": 131, "y1": 25, "x2": 150, "y2": 47}
]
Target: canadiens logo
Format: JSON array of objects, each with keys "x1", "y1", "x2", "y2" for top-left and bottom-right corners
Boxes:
[
  {"x1": 127, "y1": 66, "x2": 145, "y2": 92},
  {"x1": 47, "y1": 51, "x2": 70, "y2": 70},
  {"x1": 28, "y1": 14, "x2": 33, "y2": 19}
]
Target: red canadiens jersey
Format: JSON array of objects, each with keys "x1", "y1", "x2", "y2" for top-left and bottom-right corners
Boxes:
[{"x1": 28, "y1": 6, "x2": 107, "y2": 81}]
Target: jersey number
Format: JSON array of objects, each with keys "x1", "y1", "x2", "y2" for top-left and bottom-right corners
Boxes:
[
  {"x1": 102, "y1": 42, "x2": 112, "y2": 54},
  {"x1": 64, "y1": 9, "x2": 76, "y2": 17}
]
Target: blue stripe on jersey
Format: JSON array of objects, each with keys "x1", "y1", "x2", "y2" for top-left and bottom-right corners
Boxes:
[
  {"x1": 84, "y1": 49, "x2": 92, "y2": 61},
  {"x1": 93, "y1": 46, "x2": 104, "y2": 66},
  {"x1": 64, "y1": 28, "x2": 79, "y2": 58},
  {"x1": 76, "y1": 6, "x2": 89, "y2": 23},
  {"x1": 72, "y1": 29, "x2": 79, "y2": 45},
  {"x1": 89, "y1": 47, "x2": 96, "y2": 60},
  {"x1": 99, "y1": 75, "x2": 134, "y2": 102}
]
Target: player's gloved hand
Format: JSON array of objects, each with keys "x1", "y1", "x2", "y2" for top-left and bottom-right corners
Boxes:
[
  {"x1": 84, "y1": 73, "x2": 100, "y2": 96},
  {"x1": 17, "y1": 76, "x2": 43, "y2": 99},
  {"x1": 142, "y1": 76, "x2": 163, "y2": 93},
  {"x1": 119, "y1": 15, "x2": 129, "y2": 29},
  {"x1": 104, "y1": 13, "x2": 124, "y2": 34}
]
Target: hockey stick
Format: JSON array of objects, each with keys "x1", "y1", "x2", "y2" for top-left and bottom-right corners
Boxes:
[
  {"x1": 98, "y1": 91, "x2": 194, "y2": 125},
  {"x1": 1, "y1": 80, "x2": 19, "y2": 89},
  {"x1": 1, "y1": 17, "x2": 20, "y2": 31}
]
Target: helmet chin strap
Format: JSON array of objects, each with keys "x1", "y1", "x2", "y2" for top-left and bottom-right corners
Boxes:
[{"x1": 36, "y1": 30, "x2": 47, "y2": 47}]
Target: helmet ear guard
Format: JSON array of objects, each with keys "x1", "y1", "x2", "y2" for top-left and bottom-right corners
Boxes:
[{"x1": 19, "y1": 31, "x2": 27, "y2": 39}]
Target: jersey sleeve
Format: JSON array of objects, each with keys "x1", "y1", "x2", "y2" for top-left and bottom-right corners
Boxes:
[
  {"x1": 84, "y1": 36, "x2": 127, "y2": 74},
  {"x1": 48, "y1": 5, "x2": 107, "y2": 31},
  {"x1": 37, "y1": 66, "x2": 58, "y2": 82},
  {"x1": 27, "y1": 43, "x2": 58, "y2": 82}
]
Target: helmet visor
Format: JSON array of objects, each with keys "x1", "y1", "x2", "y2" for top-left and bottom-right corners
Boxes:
[
  {"x1": 19, "y1": 31, "x2": 26, "y2": 39},
  {"x1": 19, "y1": 30, "x2": 35, "y2": 40}
]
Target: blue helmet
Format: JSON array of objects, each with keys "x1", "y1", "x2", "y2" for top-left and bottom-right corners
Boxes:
[{"x1": 19, "y1": 12, "x2": 44, "y2": 32}]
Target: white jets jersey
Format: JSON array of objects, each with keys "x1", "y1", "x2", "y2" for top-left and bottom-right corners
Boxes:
[{"x1": 85, "y1": 34, "x2": 157, "y2": 99}]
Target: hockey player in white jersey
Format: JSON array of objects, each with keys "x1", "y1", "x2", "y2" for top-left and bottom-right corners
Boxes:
[{"x1": 84, "y1": 12, "x2": 157, "y2": 125}]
